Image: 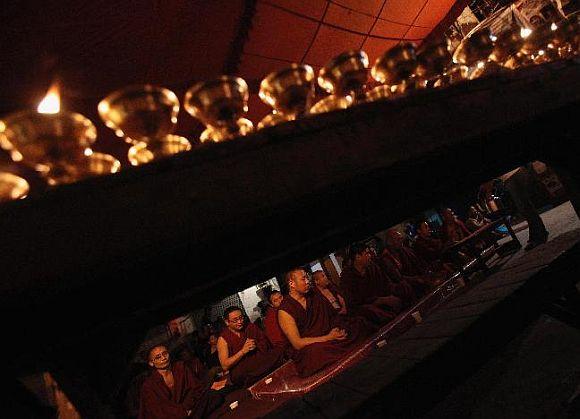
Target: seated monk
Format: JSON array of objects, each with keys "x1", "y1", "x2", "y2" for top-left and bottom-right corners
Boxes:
[
  {"x1": 278, "y1": 268, "x2": 374, "y2": 377},
  {"x1": 340, "y1": 243, "x2": 404, "y2": 324},
  {"x1": 139, "y1": 345, "x2": 223, "y2": 419},
  {"x1": 263, "y1": 290, "x2": 290, "y2": 349},
  {"x1": 312, "y1": 270, "x2": 347, "y2": 315},
  {"x1": 414, "y1": 221, "x2": 456, "y2": 274},
  {"x1": 384, "y1": 230, "x2": 447, "y2": 289},
  {"x1": 217, "y1": 306, "x2": 284, "y2": 387}
]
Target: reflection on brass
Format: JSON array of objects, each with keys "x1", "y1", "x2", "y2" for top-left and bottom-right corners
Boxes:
[
  {"x1": 184, "y1": 76, "x2": 253, "y2": 142},
  {"x1": 318, "y1": 50, "x2": 369, "y2": 100},
  {"x1": 257, "y1": 113, "x2": 292, "y2": 130},
  {"x1": 433, "y1": 65, "x2": 469, "y2": 88},
  {"x1": 309, "y1": 95, "x2": 353, "y2": 114},
  {"x1": 98, "y1": 85, "x2": 180, "y2": 144},
  {"x1": 259, "y1": 64, "x2": 314, "y2": 120},
  {"x1": 504, "y1": 52, "x2": 534, "y2": 69},
  {"x1": 199, "y1": 118, "x2": 254, "y2": 143},
  {"x1": 468, "y1": 61, "x2": 508, "y2": 80},
  {"x1": 128, "y1": 135, "x2": 191, "y2": 166},
  {"x1": 366, "y1": 85, "x2": 392, "y2": 102},
  {"x1": 372, "y1": 43, "x2": 418, "y2": 86},
  {"x1": 454, "y1": 28, "x2": 495, "y2": 66},
  {"x1": 417, "y1": 39, "x2": 450, "y2": 80},
  {"x1": 0, "y1": 110, "x2": 119, "y2": 185},
  {"x1": 490, "y1": 25, "x2": 525, "y2": 63},
  {"x1": 0, "y1": 172, "x2": 29, "y2": 202}
]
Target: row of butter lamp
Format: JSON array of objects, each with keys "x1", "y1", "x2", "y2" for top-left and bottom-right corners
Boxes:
[{"x1": 0, "y1": 14, "x2": 577, "y2": 202}]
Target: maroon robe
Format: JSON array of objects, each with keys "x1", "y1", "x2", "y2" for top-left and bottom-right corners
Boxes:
[
  {"x1": 414, "y1": 235, "x2": 445, "y2": 263},
  {"x1": 139, "y1": 361, "x2": 222, "y2": 419},
  {"x1": 340, "y1": 263, "x2": 403, "y2": 324},
  {"x1": 263, "y1": 307, "x2": 288, "y2": 349},
  {"x1": 220, "y1": 322, "x2": 284, "y2": 386},
  {"x1": 279, "y1": 288, "x2": 373, "y2": 377}
]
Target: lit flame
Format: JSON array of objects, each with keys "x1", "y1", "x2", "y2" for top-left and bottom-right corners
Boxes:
[
  {"x1": 550, "y1": 22, "x2": 557, "y2": 31},
  {"x1": 37, "y1": 85, "x2": 60, "y2": 114},
  {"x1": 538, "y1": 49, "x2": 545, "y2": 56},
  {"x1": 476, "y1": 61, "x2": 486, "y2": 69},
  {"x1": 490, "y1": 35, "x2": 498, "y2": 42},
  {"x1": 520, "y1": 28, "x2": 533, "y2": 39}
]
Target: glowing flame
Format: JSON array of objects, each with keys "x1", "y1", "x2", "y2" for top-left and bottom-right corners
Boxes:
[
  {"x1": 37, "y1": 85, "x2": 60, "y2": 114},
  {"x1": 490, "y1": 35, "x2": 498, "y2": 42},
  {"x1": 520, "y1": 28, "x2": 533, "y2": 39},
  {"x1": 550, "y1": 22, "x2": 558, "y2": 31},
  {"x1": 538, "y1": 49, "x2": 545, "y2": 56},
  {"x1": 476, "y1": 61, "x2": 486, "y2": 69}
]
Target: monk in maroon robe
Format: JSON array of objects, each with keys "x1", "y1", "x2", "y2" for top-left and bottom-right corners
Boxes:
[
  {"x1": 385, "y1": 230, "x2": 446, "y2": 289},
  {"x1": 139, "y1": 345, "x2": 223, "y2": 419},
  {"x1": 278, "y1": 268, "x2": 374, "y2": 377},
  {"x1": 313, "y1": 270, "x2": 347, "y2": 315},
  {"x1": 217, "y1": 306, "x2": 284, "y2": 387},
  {"x1": 263, "y1": 290, "x2": 289, "y2": 349},
  {"x1": 339, "y1": 244, "x2": 405, "y2": 324}
]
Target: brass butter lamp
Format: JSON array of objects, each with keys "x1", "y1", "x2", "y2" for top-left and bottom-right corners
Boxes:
[
  {"x1": 311, "y1": 50, "x2": 368, "y2": 112},
  {"x1": 0, "y1": 86, "x2": 120, "y2": 185},
  {"x1": 258, "y1": 64, "x2": 315, "y2": 129},
  {"x1": 0, "y1": 172, "x2": 29, "y2": 202},
  {"x1": 453, "y1": 28, "x2": 504, "y2": 80},
  {"x1": 371, "y1": 42, "x2": 419, "y2": 96},
  {"x1": 98, "y1": 85, "x2": 190, "y2": 165},
  {"x1": 417, "y1": 38, "x2": 451, "y2": 77},
  {"x1": 184, "y1": 76, "x2": 253, "y2": 142}
]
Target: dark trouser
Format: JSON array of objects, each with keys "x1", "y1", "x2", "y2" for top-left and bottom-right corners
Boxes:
[{"x1": 504, "y1": 167, "x2": 548, "y2": 243}]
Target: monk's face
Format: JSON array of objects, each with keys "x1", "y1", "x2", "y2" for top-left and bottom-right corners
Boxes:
[
  {"x1": 313, "y1": 271, "x2": 329, "y2": 288},
  {"x1": 209, "y1": 334, "x2": 218, "y2": 346},
  {"x1": 148, "y1": 345, "x2": 170, "y2": 370},
  {"x1": 290, "y1": 269, "x2": 311, "y2": 294},
  {"x1": 355, "y1": 247, "x2": 373, "y2": 267},
  {"x1": 269, "y1": 292, "x2": 283, "y2": 308},
  {"x1": 225, "y1": 310, "x2": 245, "y2": 332}
]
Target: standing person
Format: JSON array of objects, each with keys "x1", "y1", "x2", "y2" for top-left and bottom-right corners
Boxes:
[
  {"x1": 501, "y1": 166, "x2": 549, "y2": 250},
  {"x1": 217, "y1": 307, "x2": 284, "y2": 387},
  {"x1": 278, "y1": 268, "x2": 373, "y2": 377},
  {"x1": 139, "y1": 345, "x2": 223, "y2": 419}
]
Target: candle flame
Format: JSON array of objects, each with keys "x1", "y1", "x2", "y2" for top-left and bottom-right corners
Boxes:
[
  {"x1": 520, "y1": 28, "x2": 533, "y2": 39},
  {"x1": 37, "y1": 85, "x2": 60, "y2": 114},
  {"x1": 550, "y1": 22, "x2": 557, "y2": 31}
]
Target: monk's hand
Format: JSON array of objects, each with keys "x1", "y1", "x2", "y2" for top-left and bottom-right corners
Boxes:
[
  {"x1": 327, "y1": 327, "x2": 348, "y2": 341},
  {"x1": 242, "y1": 338, "x2": 256, "y2": 354},
  {"x1": 211, "y1": 378, "x2": 228, "y2": 391}
]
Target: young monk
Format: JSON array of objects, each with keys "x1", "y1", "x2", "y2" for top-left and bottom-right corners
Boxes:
[
  {"x1": 313, "y1": 270, "x2": 347, "y2": 315},
  {"x1": 278, "y1": 268, "x2": 374, "y2": 377},
  {"x1": 139, "y1": 345, "x2": 223, "y2": 419},
  {"x1": 263, "y1": 290, "x2": 289, "y2": 349},
  {"x1": 217, "y1": 306, "x2": 284, "y2": 387}
]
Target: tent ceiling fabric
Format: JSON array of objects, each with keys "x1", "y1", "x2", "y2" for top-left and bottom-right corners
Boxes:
[{"x1": 0, "y1": 0, "x2": 458, "y2": 165}]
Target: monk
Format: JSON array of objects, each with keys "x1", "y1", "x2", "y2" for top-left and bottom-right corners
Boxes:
[
  {"x1": 139, "y1": 345, "x2": 223, "y2": 419},
  {"x1": 414, "y1": 221, "x2": 457, "y2": 274},
  {"x1": 313, "y1": 270, "x2": 347, "y2": 315},
  {"x1": 340, "y1": 243, "x2": 404, "y2": 324},
  {"x1": 263, "y1": 290, "x2": 289, "y2": 349},
  {"x1": 278, "y1": 268, "x2": 374, "y2": 377},
  {"x1": 384, "y1": 229, "x2": 446, "y2": 289},
  {"x1": 217, "y1": 306, "x2": 284, "y2": 387}
]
